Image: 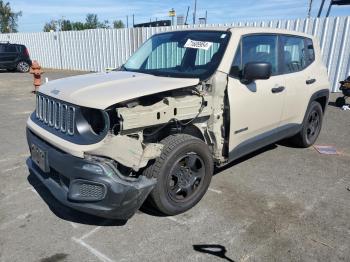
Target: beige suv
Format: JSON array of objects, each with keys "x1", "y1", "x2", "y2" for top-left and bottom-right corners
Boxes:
[{"x1": 27, "y1": 27, "x2": 330, "y2": 219}]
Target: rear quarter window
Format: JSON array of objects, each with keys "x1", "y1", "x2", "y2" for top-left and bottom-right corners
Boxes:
[{"x1": 305, "y1": 38, "x2": 315, "y2": 65}]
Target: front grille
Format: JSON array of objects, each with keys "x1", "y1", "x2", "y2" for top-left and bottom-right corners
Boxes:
[{"x1": 36, "y1": 94, "x2": 75, "y2": 135}]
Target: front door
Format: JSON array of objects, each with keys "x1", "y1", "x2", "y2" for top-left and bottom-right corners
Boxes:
[{"x1": 227, "y1": 34, "x2": 286, "y2": 157}]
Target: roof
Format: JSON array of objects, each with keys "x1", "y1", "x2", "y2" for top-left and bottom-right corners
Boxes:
[{"x1": 165, "y1": 26, "x2": 314, "y2": 38}]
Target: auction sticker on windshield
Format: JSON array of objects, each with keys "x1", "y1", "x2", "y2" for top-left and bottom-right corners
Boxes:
[{"x1": 184, "y1": 39, "x2": 213, "y2": 50}]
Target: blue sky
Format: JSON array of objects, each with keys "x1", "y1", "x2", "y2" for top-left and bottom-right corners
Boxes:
[{"x1": 8, "y1": 0, "x2": 350, "y2": 32}]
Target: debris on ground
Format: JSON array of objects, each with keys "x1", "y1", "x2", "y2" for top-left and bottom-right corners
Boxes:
[
  {"x1": 313, "y1": 145, "x2": 338, "y2": 155},
  {"x1": 309, "y1": 238, "x2": 334, "y2": 249},
  {"x1": 341, "y1": 105, "x2": 350, "y2": 111}
]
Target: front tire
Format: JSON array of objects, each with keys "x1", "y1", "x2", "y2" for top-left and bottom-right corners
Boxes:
[
  {"x1": 290, "y1": 101, "x2": 323, "y2": 148},
  {"x1": 16, "y1": 61, "x2": 30, "y2": 73},
  {"x1": 144, "y1": 134, "x2": 213, "y2": 216}
]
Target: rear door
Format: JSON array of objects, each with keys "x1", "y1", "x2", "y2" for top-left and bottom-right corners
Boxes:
[
  {"x1": 279, "y1": 36, "x2": 314, "y2": 125},
  {"x1": 227, "y1": 34, "x2": 286, "y2": 156}
]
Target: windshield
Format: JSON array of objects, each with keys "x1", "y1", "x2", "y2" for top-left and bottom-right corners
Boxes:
[{"x1": 123, "y1": 30, "x2": 230, "y2": 80}]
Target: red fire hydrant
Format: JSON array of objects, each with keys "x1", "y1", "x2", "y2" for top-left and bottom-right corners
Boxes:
[{"x1": 29, "y1": 61, "x2": 44, "y2": 94}]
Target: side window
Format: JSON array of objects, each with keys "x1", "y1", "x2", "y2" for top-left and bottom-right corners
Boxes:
[
  {"x1": 242, "y1": 35, "x2": 278, "y2": 75},
  {"x1": 5, "y1": 45, "x2": 17, "y2": 52},
  {"x1": 305, "y1": 38, "x2": 315, "y2": 65},
  {"x1": 281, "y1": 36, "x2": 307, "y2": 73},
  {"x1": 230, "y1": 35, "x2": 278, "y2": 78},
  {"x1": 0, "y1": 45, "x2": 16, "y2": 53}
]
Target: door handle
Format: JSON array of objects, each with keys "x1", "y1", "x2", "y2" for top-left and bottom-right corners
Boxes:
[
  {"x1": 306, "y1": 78, "x2": 316, "y2": 85},
  {"x1": 271, "y1": 86, "x2": 285, "y2": 93}
]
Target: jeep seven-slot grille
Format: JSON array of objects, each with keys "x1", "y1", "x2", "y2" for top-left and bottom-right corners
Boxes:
[{"x1": 36, "y1": 94, "x2": 75, "y2": 135}]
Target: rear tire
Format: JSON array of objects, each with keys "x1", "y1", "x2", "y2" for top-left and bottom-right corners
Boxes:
[
  {"x1": 144, "y1": 134, "x2": 213, "y2": 216},
  {"x1": 16, "y1": 61, "x2": 30, "y2": 73},
  {"x1": 335, "y1": 97, "x2": 346, "y2": 107},
  {"x1": 290, "y1": 101, "x2": 323, "y2": 148}
]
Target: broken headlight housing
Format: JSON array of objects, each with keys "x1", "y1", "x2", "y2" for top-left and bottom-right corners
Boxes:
[{"x1": 75, "y1": 107, "x2": 110, "y2": 142}]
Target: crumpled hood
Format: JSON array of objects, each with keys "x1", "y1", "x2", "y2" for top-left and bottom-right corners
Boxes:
[{"x1": 39, "y1": 71, "x2": 200, "y2": 109}]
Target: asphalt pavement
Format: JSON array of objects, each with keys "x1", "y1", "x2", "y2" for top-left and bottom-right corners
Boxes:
[{"x1": 0, "y1": 69, "x2": 349, "y2": 262}]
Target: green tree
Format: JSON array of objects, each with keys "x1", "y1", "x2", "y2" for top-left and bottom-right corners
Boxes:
[
  {"x1": 60, "y1": 19, "x2": 72, "y2": 31},
  {"x1": 0, "y1": 0, "x2": 22, "y2": 33},
  {"x1": 71, "y1": 21, "x2": 86, "y2": 31},
  {"x1": 113, "y1": 20, "x2": 125, "y2": 29},
  {"x1": 100, "y1": 20, "x2": 110, "y2": 29},
  {"x1": 43, "y1": 14, "x2": 110, "y2": 32},
  {"x1": 85, "y1": 13, "x2": 99, "y2": 29},
  {"x1": 84, "y1": 14, "x2": 109, "y2": 29},
  {"x1": 43, "y1": 20, "x2": 57, "y2": 32}
]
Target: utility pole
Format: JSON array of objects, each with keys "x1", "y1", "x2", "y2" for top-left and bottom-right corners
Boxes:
[
  {"x1": 193, "y1": 0, "x2": 197, "y2": 25},
  {"x1": 326, "y1": 1, "x2": 333, "y2": 17},
  {"x1": 307, "y1": 0, "x2": 313, "y2": 18},
  {"x1": 317, "y1": 0, "x2": 327, "y2": 17},
  {"x1": 126, "y1": 15, "x2": 129, "y2": 28},
  {"x1": 185, "y1": 6, "x2": 190, "y2": 25},
  {"x1": 205, "y1": 10, "x2": 207, "y2": 24},
  {"x1": 132, "y1": 14, "x2": 135, "y2": 27}
]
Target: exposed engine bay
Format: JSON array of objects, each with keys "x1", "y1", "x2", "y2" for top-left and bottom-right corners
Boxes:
[{"x1": 85, "y1": 82, "x2": 227, "y2": 174}]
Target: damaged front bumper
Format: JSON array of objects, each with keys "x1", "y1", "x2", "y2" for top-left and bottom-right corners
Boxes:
[{"x1": 26, "y1": 128, "x2": 156, "y2": 220}]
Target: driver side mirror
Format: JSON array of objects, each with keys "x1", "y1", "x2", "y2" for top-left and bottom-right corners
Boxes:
[{"x1": 241, "y1": 62, "x2": 272, "y2": 84}]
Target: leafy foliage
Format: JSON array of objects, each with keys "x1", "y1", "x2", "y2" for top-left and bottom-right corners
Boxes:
[
  {"x1": 43, "y1": 14, "x2": 126, "y2": 31},
  {"x1": 113, "y1": 20, "x2": 125, "y2": 29},
  {"x1": 0, "y1": 0, "x2": 22, "y2": 33},
  {"x1": 43, "y1": 20, "x2": 57, "y2": 32}
]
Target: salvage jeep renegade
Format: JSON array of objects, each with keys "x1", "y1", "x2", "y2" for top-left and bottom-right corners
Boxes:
[{"x1": 27, "y1": 28, "x2": 330, "y2": 219}]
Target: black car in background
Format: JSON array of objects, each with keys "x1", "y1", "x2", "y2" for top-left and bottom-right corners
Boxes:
[{"x1": 0, "y1": 42, "x2": 32, "y2": 73}]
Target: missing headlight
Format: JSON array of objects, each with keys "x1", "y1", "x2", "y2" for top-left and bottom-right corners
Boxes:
[{"x1": 81, "y1": 108, "x2": 107, "y2": 135}]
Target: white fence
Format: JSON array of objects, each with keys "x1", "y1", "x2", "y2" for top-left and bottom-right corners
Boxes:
[{"x1": 1, "y1": 16, "x2": 350, "y2": 92}]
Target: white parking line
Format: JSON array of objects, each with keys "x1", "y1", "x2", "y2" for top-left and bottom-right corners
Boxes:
[
  {"x1": 0, "y1": 186, "x2": 41, "y2": 203},
  {"x1": 0, "y1": 154, "x2": 28, "y2": 163},
  {"x1": 12, "y1": 97, "x2": 33, "y2": 101},
  {"x1": 3, "y1": 165, "x2": 26, "y2": 173},
  {"x1": 69, "y1": 222, "x2": 79, "y2": 229},
  {"x1": 165, "y1": 216, "x2": 187, "y2": 225},
  {"x1": 72, "y1": 237, "x2": 115, "y2": 262},
  {"x1": 208, "y1": 187, "x2": 222, "y2": 194},
  {"x1": 80, "y1": 226, "x2": 102, "y2": 240},
  {"x1": 13, "y1": 111, "x2": 32, "y2": 115}
]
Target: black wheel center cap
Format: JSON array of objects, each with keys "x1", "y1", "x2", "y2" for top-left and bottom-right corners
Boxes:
[{"x1": 178, "y1": 167, "x2": 193, "y2": 187}]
